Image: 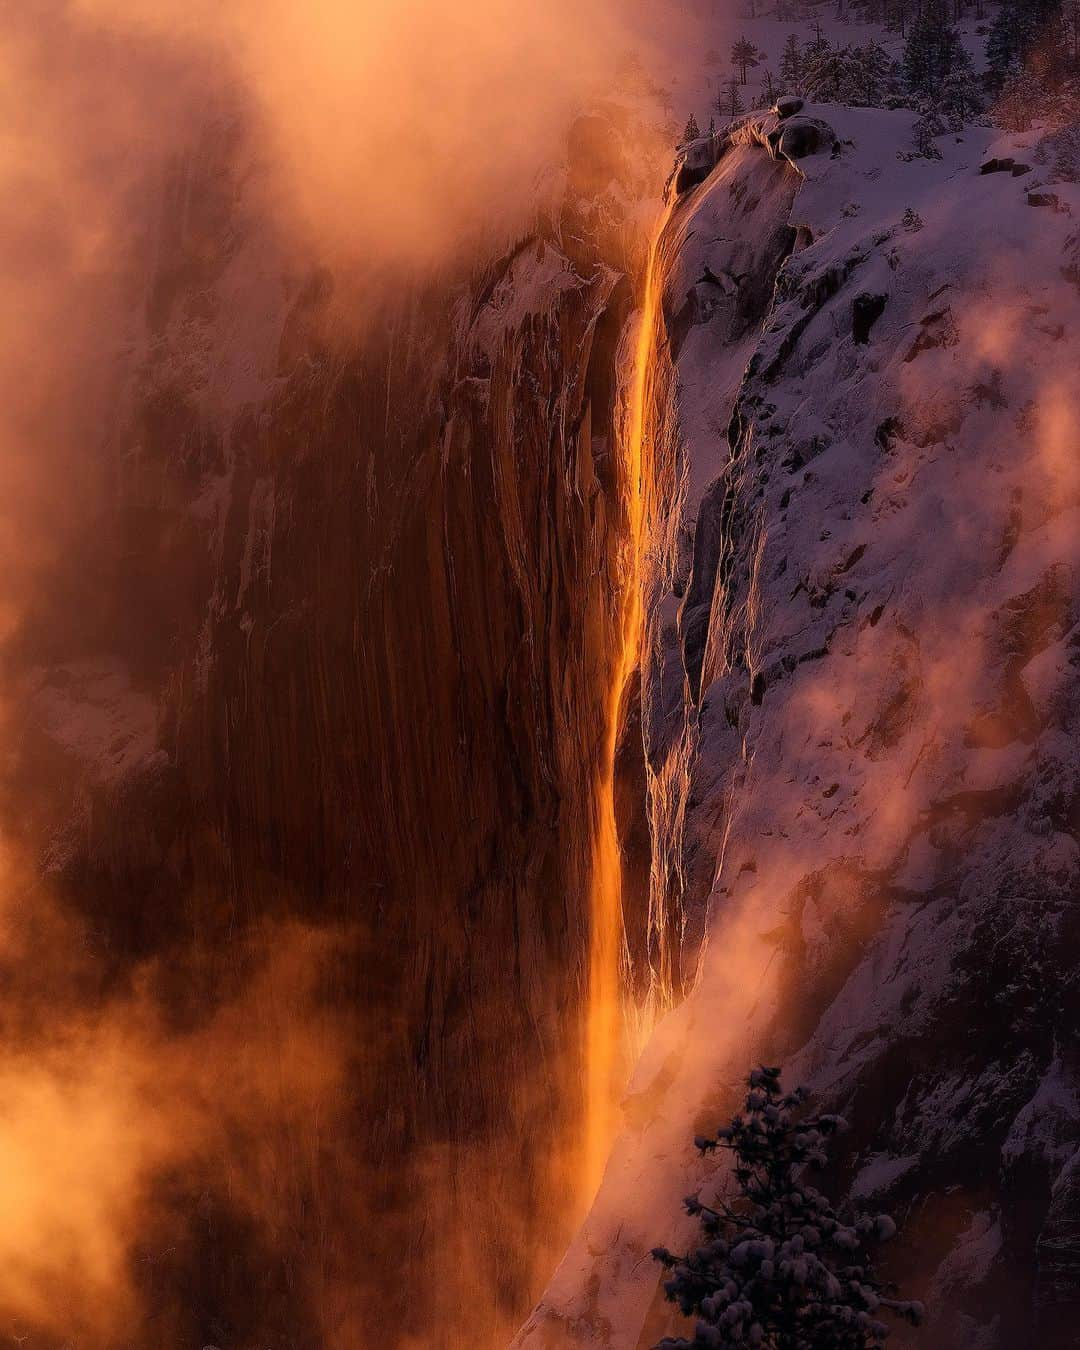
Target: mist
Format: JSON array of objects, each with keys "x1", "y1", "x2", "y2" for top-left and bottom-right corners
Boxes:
[
  {"x1": 0, "y1": 0, "x2": 703, "y2": 1344},
  {"x1": 64, "y1": 0, "x2": 656, "y2": 269}
]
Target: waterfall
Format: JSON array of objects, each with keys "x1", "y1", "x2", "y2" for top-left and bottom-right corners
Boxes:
[{"x1": 583, "y1": 195, "x2": 677, "y2": 1201}]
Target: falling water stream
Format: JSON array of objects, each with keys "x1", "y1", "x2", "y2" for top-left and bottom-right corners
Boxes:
[{"x1": 582, "y1": 195, "x2": 676, "y2": 1201}]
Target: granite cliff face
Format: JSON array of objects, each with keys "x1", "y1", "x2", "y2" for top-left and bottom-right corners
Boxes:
[
  {"x1": 518, "y1": 106, "x2": 1080, "y2": 1348},
  {"x1": 9, "y1": 75, "x2": 1080, "y2": 1350},
  {"x1": 10, "y1": 102, "x2": 668, "y2": 1347}
]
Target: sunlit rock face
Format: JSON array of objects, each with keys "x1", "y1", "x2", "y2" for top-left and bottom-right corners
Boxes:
[
  {"x1": 10, "y1": 103, "x2": 666, "y2": 1347},
  {"x1": 518, "y1": 107, "x2": 1080, "y2": 1349}
]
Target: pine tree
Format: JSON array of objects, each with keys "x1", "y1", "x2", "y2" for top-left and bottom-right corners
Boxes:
[
  {"x1": 780, "y1": 34, "x2": 804, "y2": 89},
  {"x1": 888, "y1": 0, "x2": 913, "y2": 38},
  {"x1": 911, "y1": 99, "x2": 946, "y2": 155},
  {"x1": 986, "y1": 0, "x2": 1064, "y2": 83},
  {"x1": 803, "y1": 40, "x2": 902, "y2": 105},
  {"x1": 651, "y1": 1067, "x2": 925, "y2": 1350},
  {"x1": 903, "y1": 2, "x2": 935, "y2": 89},
  {"x1": 861, "y1": 40, "x2": 904, "y2": 103},
  {"x1": 985, "y1": 2, "x2": 1017, "y2": 77},
  {"x1": 904, "y1": 0, "x2": 967, "y2": 97},
  {"x1": 997, "y1": 65, "x2": 1044, "y2": 127},
  {"x1": 902, "y1": 205, "x2": 925, "y2": 231},
  {"x1": 807, "y1": 18, "x2": 830, "y2": 57},
  {"x1": 1029, "y1": 29, "x2": 1074, "y2": 94},
  {"x1": 941, "y1": 46, "x2": 984, "y2": 124},
  {"x1": 1035, "y1": 120, "x2": 1080, "y2": 175},
  {"x1": 807, "y1": 45, "x2": 847, "y2": 99},
  {"x1": 752, "y1": 77, "x2": 775, "y2": 110},
  {"x1": 681, "y1": 112, "x2": 702, "y2": 145},
  {"x1": 718, "y1": 78, "x2": 746, "y2": 119},
  {"x1": 986, "y1": 1, "x2": 1034, "y2": 79},
  {"x1": 731, "y1": 37, "x2": 762, "y2": 83},
  {"x1": 1069, "y1": 0, "x2": 1080, "y2": 67}
]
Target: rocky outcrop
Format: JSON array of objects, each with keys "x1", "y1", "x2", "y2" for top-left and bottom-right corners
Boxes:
[{"x1": 518, "y1": 107, "x2": 1080, "y2": 1349}]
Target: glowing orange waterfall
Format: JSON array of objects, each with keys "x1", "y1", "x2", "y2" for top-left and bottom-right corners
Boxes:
[{"x1": 582, "y1": 197, "x2": 675, "y2": 1200}]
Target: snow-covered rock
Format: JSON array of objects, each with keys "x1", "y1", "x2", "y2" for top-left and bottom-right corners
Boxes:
[{"x1": 517, "y1": 104, "x2": 1080, "y2": 1348}]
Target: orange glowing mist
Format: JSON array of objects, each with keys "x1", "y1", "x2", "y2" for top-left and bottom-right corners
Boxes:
[{"x1": 583, "y1": 195, "x2": 675, "y2": 1199}]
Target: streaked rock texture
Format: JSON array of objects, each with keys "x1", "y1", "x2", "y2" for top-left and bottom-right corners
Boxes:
[
  {"x1": 10, "y1": 101, "x2": 667, "y2": 1347},
  {"x1": 518, "y1": 105, "x2": 1080, "y2": 1350}
]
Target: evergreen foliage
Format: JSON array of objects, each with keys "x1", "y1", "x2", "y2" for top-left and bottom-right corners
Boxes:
[
  {"x1": 1034, "y1": 121, "x2": 1080, "y2": 178},
  {"x1": 806, "y1": 19, "x2": 831, "y2": 60},
  {"x1": 986, "y1": 0, "x2": 1062, "y2": 81},
  {"x1": 732, "y1": 37, "x2": 763, "y2": 83},
  {"x1": 940, "y1": 55, "x2": 984, "y2": 124},
  {"x1": 682, "y1": 112, "x2": 702, "y2": 145},
  {"x1": 903, "y1": 0, "x2": 970, "y2": 97},
  {"x1": 718, "y1": 78, "x2": 746, "y2": 119},
  {"x1": 652, "y1": 1067, "x2": 924, "y2": 1350},
  {"x1": 780, "y1": 34, "x2": 804, "y2": 89},
  {"x1": 910, "y1": 100, "x2": 947, "y2": 156},
  {"x1": 802, "y1": 40, "x2": 901, "y2": 104},
  {"x1": 901, "y1": 205, "x2": 925, "y2": 231}
]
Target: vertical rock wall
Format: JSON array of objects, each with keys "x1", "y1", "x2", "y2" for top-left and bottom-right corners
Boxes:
[{"x1": 10, "y1": 103, "x2": 668, "y2": 1347}]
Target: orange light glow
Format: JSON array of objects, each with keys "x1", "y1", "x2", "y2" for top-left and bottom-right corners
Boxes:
[{"x1": 583, "y1": 196, "x2": 675, "y2": 1200}]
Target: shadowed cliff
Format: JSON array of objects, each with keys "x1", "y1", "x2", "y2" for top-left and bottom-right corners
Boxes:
[{"x1": 6, "y1": 100, "x2": 668, "y2": 1347}]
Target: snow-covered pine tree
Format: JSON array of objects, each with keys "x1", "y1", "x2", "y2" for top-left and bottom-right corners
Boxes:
[
  {"x1": 860, "y1": 40, "x2": 904, "y2": 103},
  {"x1": 986, "y1": 0, "x2": 1061, "y2": 83},
  {"x1": 651, "y1": 1067, "x2": 925, "y2": 1350},
  {"x1": 940, "y1": 46, "x2": 984, "y2": 124},
  {"x1": 802, "y1": 43, "x2": 846, "y2": 100},
  {"x1": 905, "y1": 0, "x2": 935, "y2": 85},
  {"x1": 681, "y1": 112, "x2": 702, "y2": 145},
  {"x1": 805, "y1": 18, "x2": 832, "y2": 59},
  {"x1": 997, "y1": 64, "x2": 1045, "y2": 128},
  {"x1": 986, "y1": 1, "x2": 1025, "y2": 78},
  {"x1": 1027, "y1": 35, "x2": 1076, "y2": 101},
  {"x1": 801, "y1": 41, "x2": 900, "y2": 105},
  {"x1": 903, "y1": 0, "x2": 967, "y2": 98},
  {"x1": 1052, "y1": 71, "x2": 1080, "y2": 123},
  {"x1": 902, "y1": 205, "x2": 925, "y2": 230},
  {"x1": 779, "y1": 33, "x2": 804, "y2": 89},
  {"x1": 911, "y1": 98, "x2": 947, "y2": 154},
  {"x1": 1035, "y1": 120, "x2": 1080, "y2": 175}
]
